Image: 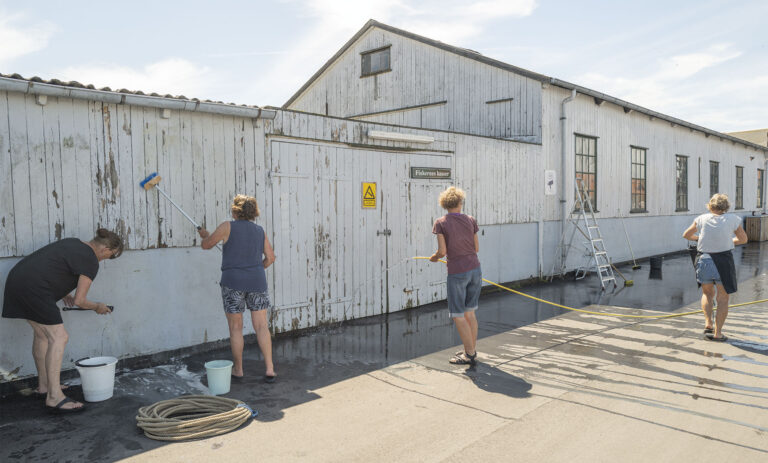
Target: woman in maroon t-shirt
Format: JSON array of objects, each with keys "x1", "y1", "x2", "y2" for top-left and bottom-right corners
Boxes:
[{"x1": 430, "y1": 186, "x2": 481, "y2": 366}]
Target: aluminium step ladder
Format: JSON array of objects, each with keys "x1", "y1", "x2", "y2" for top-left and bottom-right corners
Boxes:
[{"x1": 551, "y1": 177, "x2": 617, "y2": 291}]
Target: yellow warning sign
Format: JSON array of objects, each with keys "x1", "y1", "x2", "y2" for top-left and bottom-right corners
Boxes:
[{"x1": 362, "y1": 182, "x2": 376, "y2": 209}]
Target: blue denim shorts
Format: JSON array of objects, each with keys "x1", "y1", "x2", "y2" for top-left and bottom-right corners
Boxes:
[
  {"x1": 446, "y1": 266, "x2": 482, "y2": 318},
  {"x1": 696, "y1": 254, "x2": 722, "y2": 285}
]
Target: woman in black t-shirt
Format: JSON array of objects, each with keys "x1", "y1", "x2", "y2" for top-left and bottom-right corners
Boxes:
[{"x1": 2, "y1": 229, "x2": 123, "y2": 413}]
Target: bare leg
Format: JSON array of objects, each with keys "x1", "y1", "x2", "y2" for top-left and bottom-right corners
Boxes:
[
  {"x1": 453, "y1": 317, "x2": 476, "y2": 356},
  {"x1": 27, "y1": 321, "x2": 82, "y2": 409},
  {"x1": 701, "y1": 284, "x2": 715, "y2": 330},
  {"x1": 225, "y1": 312, "x2": 244, "y2": 377},
  {"x1": 250, "y1": 310, "x2": 274, "y2": 376},
  {"x1": 464, "y1": 310, "x2": 478, "y2": 354},
  {"x1": 714, "y1": 284, "x2": 730, "y2": 339},
  {"x1": 28, "y1": 321, "x2": 49, "y2": 393}
]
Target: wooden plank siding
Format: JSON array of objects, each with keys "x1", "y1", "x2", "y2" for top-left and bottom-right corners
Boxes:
[
  {"x1": 1, "y1": 87, "x2": 764, "y2": 333},
  {"x1": 287, "y1": 28, "x2": 543, "y2": 143},
  {"x1": 541, "y1": 86, "x2": 767, "y2": 222},
  {"x1": 0, "y1": 91, "x2": 277, "y2": 257}
]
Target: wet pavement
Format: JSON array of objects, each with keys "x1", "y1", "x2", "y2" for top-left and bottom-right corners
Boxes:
[{"x1": 1, "y1": 242, "x2": 767, "y2": 462}]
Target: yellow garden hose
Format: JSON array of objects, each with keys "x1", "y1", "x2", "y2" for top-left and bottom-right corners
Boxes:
[{"x1": 412, "y1": 257, "x2": 768, "y2": 320}]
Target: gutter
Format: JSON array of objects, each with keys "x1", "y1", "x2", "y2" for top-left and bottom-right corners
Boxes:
[
  {"x1": 764, "y1": 157, "x2": 768, "y2": 215},
  {"x1": 0, "y1": 77, "x2": 277, "y2": 120}
]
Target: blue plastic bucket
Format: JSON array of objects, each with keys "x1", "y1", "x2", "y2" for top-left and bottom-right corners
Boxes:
[{"x1": 204, "y1": 360, "x2": 233, "y2": 395}]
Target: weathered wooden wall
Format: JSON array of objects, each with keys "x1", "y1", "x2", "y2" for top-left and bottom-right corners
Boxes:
[
  {"x1": 0, "y1": 91, "x2": 266, "y2": 257},
  {"x1": 541, "y1": 86, "x2": 767, "y2": 222},
  {"x1": 287, "y1": 27, "x2": 543, "y2": 143}
]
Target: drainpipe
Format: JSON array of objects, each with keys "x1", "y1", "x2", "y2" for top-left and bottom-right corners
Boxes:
[
  {"x1": 764, "y1": 157, "x2": 768, "y2": 215},
  {"x1": 560, "y1": 88, "x2": 577, "y2": 270}
]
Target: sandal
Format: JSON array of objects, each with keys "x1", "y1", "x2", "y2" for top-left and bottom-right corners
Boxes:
[
  {"x1": 46, "y1": 396, "x2": 85, "y2": 414},
  {"x1": 449, "y1": 352, "x2": 477, "y2": 366},
  {"x1": 705, "y1": 334, "x2": 728, "y2": 342},
  {"x1": 703, "y1": 327, "x2": 714, "y2": 334}
]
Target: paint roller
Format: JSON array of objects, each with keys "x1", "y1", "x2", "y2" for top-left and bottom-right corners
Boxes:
[
  {"x1": 63, "y1": 305, "x2": 114, "y2": 312},
  {"x1": 139, "y1": 172, "x2": 221, "y2": 251}
]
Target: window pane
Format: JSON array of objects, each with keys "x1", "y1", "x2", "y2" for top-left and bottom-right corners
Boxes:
[{"x1": 361, "y1": 48, "x2": 390, "y2": 76}]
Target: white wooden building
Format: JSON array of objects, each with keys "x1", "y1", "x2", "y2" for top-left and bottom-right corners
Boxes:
[{"x1": 1, "y1": 20, "x2": 767, "y2": 381}]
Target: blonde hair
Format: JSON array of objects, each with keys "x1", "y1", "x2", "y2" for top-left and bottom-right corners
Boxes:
[
  {"x1": 231, "y1": 194, "x2": 260, "y2": 220},
  {"x1": 439, "y1": 186, "x2": 465, "y2": 210},
  {"x1": 93, "y1": 228, "x2": 124, "y2": 259},
  {"x1": 707, "y1": 193, "x2": 730, "y2": 213}
]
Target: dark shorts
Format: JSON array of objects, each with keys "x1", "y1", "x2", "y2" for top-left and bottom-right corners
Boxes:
[
  {"x1": 446, "y1": 266, "x2": 482, "y2": 318},
  {"x1": 220, "y1": 285, "x2": 271, "y2": 314}
]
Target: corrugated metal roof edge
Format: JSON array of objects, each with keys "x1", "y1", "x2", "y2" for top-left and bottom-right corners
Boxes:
[
  {"x1": 282, "y1": 20, "x2": 767, "y2": 154},
  {"x1": 0, "y1": 73, "x2": 277, "y2": 119}
]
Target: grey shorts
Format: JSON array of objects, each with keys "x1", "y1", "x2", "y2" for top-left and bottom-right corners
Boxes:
[
  {"x1": 221, "y1": 285, "x2": 271, "y2": 314},
  {"x1": 446, "y1": 266, "x2": 482, "y2": 318},
  {"x1": 696, "y1": 254, "x2": 722, "y2": 286}
]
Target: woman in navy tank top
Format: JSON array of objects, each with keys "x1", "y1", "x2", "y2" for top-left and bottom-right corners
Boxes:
[{"x1": 199, "y1": 195, "x2": 277, "y2": 382}]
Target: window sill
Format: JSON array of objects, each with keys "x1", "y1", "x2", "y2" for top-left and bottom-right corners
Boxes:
[
  {"x1": 735, "y1": 207, "x2": 744, "y2": 210},
  {"x1": 629, "y1": 209, "x2": 648, "y2": 214},
  {"x1": 675, "y1": 209, "x2": 690, "y2": 212},
  {"x1": 360, "y1": 69, "x2": 392, "y2": 78}
]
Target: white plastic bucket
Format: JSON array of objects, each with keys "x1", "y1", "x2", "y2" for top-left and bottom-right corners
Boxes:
[
  {"x1": 204, "y1": 360, "x2": 233, "y2": 395},
  {"x1": 75, "y1": 356, "x2": 118, "y2": 402}
]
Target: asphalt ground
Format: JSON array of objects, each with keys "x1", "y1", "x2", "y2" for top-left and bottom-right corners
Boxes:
[{"x1": 1, "y1": 242, "x2": 766, "y2": 462}]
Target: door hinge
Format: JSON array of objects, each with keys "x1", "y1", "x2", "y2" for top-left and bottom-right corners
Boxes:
[{"x1": 376, "y1": 229, "x2": 392, "y2": 236}]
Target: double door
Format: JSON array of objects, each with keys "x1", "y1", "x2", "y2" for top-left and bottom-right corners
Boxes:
[{"x1": 268, "y1": 140, "x2": 452, "y2": 331}]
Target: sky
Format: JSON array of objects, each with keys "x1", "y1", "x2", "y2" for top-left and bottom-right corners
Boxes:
[{"x1": 0, "y1": 0, "x2": 766, "y2": 132}]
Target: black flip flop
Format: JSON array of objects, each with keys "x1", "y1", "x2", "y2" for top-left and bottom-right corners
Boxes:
[
  {"x1": 46, "y1": 396, "x2": 85, "y2": 414},
  {"x1": 264, "y1": 375, "x2": 276, "y2": 384},
  {"x1": 231, "y1": 374, "x2": 245, "y2": 383},
  {"x1": 703, "y1": 327, "x2": 714, "y2": 334},
  {"x1": 705, "y1": 334, "x2": 728, "y2": 342}
]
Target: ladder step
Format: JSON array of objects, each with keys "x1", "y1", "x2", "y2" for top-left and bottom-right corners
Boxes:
[{"x1": 595, "y1": 251, "x2": 607, "y2": 255}]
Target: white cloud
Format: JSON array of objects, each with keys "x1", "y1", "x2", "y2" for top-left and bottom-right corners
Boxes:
[
  {"x1": 57, "y1": 59, "x2": 217, "y2": 100},
  {"x1": 574, "y1": 44, "x2": 753, "y2": 130},
  {"x1": 655, "y1": 45, "x2": 742, "y2": 80},
  {"x1": 0, "y1": 11, "x2": 55, "y2": 65}
]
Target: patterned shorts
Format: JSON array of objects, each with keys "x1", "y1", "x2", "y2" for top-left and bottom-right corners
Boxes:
[{"x1": 220, "y1": 285, "x2": 271, "y2": 314}]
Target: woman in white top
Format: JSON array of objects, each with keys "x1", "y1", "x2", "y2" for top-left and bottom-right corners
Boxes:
[{"x1": 683, "y1": 194, "x2": 748, "y2": 342}]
